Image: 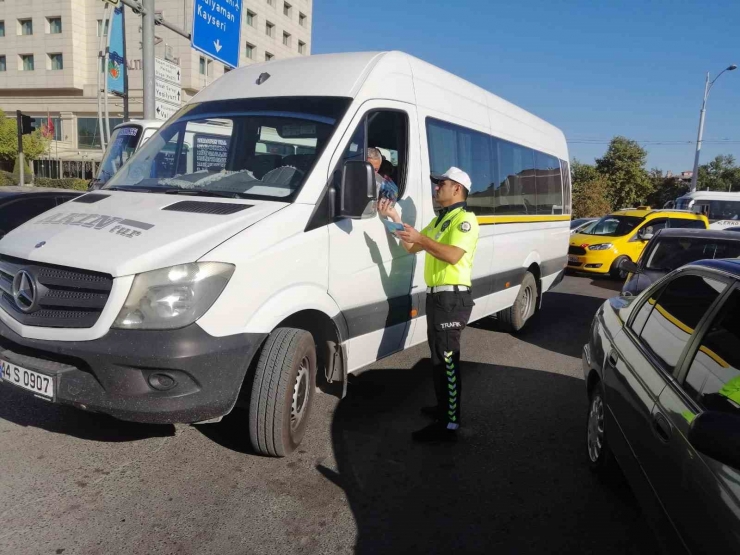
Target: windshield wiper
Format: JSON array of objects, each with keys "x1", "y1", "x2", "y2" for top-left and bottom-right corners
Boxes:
[
  {"x1": 105, "y1": 186, "x2": 151, "y2": 193},
  {"x1": 162, "y1": 188, "x2": 244, "y2": 199}
]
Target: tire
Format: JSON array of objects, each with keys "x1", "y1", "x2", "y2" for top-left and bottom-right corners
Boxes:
[
  {"x1": 249, "y1": 328, "x2": 317, "y2": 457},
  {"x1": 498, "y1": 271, "x2": 537, "y2": 333},
  {"x1": 587, "y1": 380, "x2": 614, "y2": 475},
  {"x1": 610, "y1": 256, "x2": 629, "y2": 280}
]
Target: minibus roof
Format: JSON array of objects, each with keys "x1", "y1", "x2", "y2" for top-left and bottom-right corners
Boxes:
[{"x1": 191, "y1": 51, "x2": 566, "y2": 158}]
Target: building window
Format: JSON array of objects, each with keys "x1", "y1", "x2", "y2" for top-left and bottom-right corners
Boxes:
[
  {"x1": 97, "y1": 19, "x2": 109, "y2": 37},
  {"x1": 49, "y1": 53, "x2": 63, "y2": 70},
  {"x1": 78, "y1": 117, "x2": 123, "y2": 149},
  {"x1": 199, "y1": 56, "x2": 206, "y2": 75},
  {"x1": 265, "y1": 52, "x2": 273, "y2": 61},
  {"x1": 19, "y1": 19, "x2": 33, "y2": 36},
  {"x1": 245, "y1": 42, "x2": 255, "y2": 59},
  {"x1": 283, "y1": 2, "x2": 291, "y2": 16},
  {"x1": 48, "y1": 17, "x2": 62, "y2": 34},
  {"x1": 298, "y1": 41, "x2": 306, "y2": 55},
  {"x1": 0, "y1": 21, "x2": 5, "y2": 37},
  {"x1": 246, "y1": 10, "x2": 255, "y2": 26},
  {"x1": 30, "y1": 116, "x2": 62, "y2": 141},
  {"x1": 20, "y1": 54, "x2": 34, "y2": 71},
  {"x1": 282, "y1": 32, "x2": 290, "y2": 46},
  {"x1": 265, "y1": 21, "x2": 274, "y2": 37},
  {"x1": 299, "y1": 12, "x2": 306, "y2": 26},
  {"x1": 0, "y1": 56, "x2": 5, "y2": 72}
]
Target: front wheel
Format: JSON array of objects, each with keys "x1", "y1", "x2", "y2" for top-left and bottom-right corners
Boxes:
[
  {"x1": 587, "y1": 381, "x2": 614, "y2": 475},
  {"x1": 610, "y1": 256, "x2": 629, "y2": 280},
  {"x1": 249, "y1": 328, "x2": 317, "y2": 457},
  {"x1": 497, "y1": 271, "x2": 537, "y2": 333}
]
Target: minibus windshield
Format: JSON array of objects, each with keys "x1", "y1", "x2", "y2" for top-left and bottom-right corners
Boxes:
[
  {"x1": 95, "y1": 125, "x2": 143, "y2": 186},
  {"x1": 583, "y1": 215, "x2": 643, "y2": 237},
  {"x1": 104, "y1": 97, "x2": 352, "y2": 201}
]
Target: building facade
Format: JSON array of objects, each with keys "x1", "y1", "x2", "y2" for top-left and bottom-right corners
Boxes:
[{"x1": 0, "y1": 0, "x2": 312, "y2": 176}]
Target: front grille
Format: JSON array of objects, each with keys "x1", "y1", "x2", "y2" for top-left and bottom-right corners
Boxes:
[
  {"x1": 568, "y1": 246, "x2": 587, "y2": 256},
  {"x1": 0, "y1": 254, "x2": 112, "y2": 328}
]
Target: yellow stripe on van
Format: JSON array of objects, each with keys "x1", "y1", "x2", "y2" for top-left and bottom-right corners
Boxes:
[
  {"x1": 477, "y1": 215, "x2": 571, "y2": 225},
  {"x1": 699, "y1": 346, "x2": 730, "y2": 369},
  {"x1": 654, "y1": 304, "x2": 693, "y2": 335}
]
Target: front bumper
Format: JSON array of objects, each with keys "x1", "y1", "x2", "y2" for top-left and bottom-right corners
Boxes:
[
  {"x1": 0, "y1": 318, "x2": 266, "y2": 424},
  {"x1": 567, "y1": 249, "x2": 618, "y2": 274}
]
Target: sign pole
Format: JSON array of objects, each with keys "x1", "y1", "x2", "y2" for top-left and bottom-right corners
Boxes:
[
  {"x1": 122, "y1": 5, "x2": 129, "y2": 122},
  {"x1": 16, "y1": 110, "x2": 24, "y2": 187},
  {"x1": 142, "y1": 0, "x2": 156, "y2": 120}
]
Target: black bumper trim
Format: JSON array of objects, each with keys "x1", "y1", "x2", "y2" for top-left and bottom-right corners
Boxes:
[{"x1": 0, "y1": 319, "x2": 266, "y2": 424}]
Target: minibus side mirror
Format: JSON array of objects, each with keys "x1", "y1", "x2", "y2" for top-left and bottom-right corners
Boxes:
[
  {"x1": 688, "y1": 411, "x2": 740, "y2": 470},
  {"x1": 339, "y1": 161, "x2": 377, "y2": 219}
]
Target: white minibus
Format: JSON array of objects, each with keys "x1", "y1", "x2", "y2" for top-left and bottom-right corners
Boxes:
[
  {"x1": 673, "y1": 191, "x2": 740, "y2": 223},
  {"x1": 0, "y1": 52, "x2": 571, "y2": 456}
]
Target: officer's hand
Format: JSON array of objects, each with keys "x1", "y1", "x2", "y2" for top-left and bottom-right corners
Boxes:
[
  {"x1": 396, "y1": 224, "x2": 422, "y2": 244},
  {"x1": 378, "y1": 198, "x2": 400, "y2": 221}
]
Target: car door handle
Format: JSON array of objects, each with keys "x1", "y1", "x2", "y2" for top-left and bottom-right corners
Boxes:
[
  {"x1": 653, "y1": 413, "x2": 672, "y2": 443},
  {"x1": 607, "y1": 350, "x2": 619, "y2": 367}
]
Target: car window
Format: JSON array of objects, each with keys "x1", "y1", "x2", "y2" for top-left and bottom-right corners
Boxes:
[
  {"x1": 640, "y1": 218, "x2": 668, "y2": 237},
  {"x1": 583, "y1": 215, "x2": 642, "y2": 236},
  {"x1": 0, "y1": 197, "x2": 58, "y2": 234},
  {"x1": 638, "y1": 274, "x2": 726, "y2": 372},
  {"x1": 668, "y1": 218, "x2": 706, "y2": 230},
  {"x1": 645, "y1": 238, "x2": 740, "y2": 272},
  {"x1": 684, "y1": 289, "x2": 740, "y2": 416}
]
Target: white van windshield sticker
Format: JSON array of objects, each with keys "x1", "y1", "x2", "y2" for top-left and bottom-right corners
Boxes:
[{"x1": 36, "y1": 212, "x2": 155, "y2": 239}]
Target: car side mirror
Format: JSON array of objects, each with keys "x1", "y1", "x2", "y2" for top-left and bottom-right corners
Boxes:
[
  {"x1": 619, "y1": 258, "x2": 641, "y2": 274},
  {"x1": 688, "y1": 411, "x2": 740, "y2": 469},
  {"x1": 339, "y1": 161, "x2": 377, "y2": 219}
]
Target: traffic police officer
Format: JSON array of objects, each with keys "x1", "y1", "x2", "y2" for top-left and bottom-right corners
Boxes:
[{"x1": 379, "y1": 166, "x2": 479, "y2": 442}]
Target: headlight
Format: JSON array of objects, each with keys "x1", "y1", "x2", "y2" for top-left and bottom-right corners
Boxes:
[
  {"x1": 589, "y1": 243, "x2": 613, "y2": 251},
  {"x1": 113, "y1": 262, "x2": 235, "y2": 330}
]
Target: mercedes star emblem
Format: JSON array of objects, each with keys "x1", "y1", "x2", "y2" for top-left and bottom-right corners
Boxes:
[{"x1": 12, "y1": 270, "x2": 37, "y2": 313}]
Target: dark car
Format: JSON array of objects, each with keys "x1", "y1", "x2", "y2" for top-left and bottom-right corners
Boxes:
[
  {"x1": 621, "y1": 228, "x2": 740, "y2": 296},
  {"x1": 583, "y1": 259, "x2": 740, "y2": 554},
  {"x1": 0, "y1": 186, "x2": 82, "y2": 240}
]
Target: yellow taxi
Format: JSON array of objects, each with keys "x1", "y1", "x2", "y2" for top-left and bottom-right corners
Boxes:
[{"x1": 567, "y1": 208, "x2": 709, "y2": 278}]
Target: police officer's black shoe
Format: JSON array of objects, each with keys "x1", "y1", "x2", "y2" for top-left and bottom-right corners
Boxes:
[
  {"x1": 412, "y1": 422, "x2": 458, "y2": 443},
  {"x1": 420, "y1": 405, "x2": 442, "y2": 419}
]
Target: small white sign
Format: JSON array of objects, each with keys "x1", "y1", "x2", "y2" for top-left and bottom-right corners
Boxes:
[
  {"x1": 155, "y1": 100, "x2": 178, "y2": 121},
  {"x1": 155, "y1": 80, "x2": 182, "y2": 105},
  {"x1": 155, "y1": 57, "x2": 181, "y2": 86}
]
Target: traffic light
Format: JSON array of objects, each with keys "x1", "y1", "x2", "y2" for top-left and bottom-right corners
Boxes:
[{"x1": 20, "y1": 114, "x2": 35, "y2": 135}]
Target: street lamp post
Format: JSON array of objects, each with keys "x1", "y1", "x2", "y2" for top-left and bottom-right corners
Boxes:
[{"x1": 690, "y1": 64, "x2": 737, "y2": 192}]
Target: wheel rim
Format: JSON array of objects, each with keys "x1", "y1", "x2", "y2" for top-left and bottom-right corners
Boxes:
[
  {"x1": 291, "y1": 356, "x2": 310, "y2": 432},
  {"x1": 587, "y1": 394, "x2": 605, "y2": 463},
  {"x1": 520, "y1": 285, "x2": 533, "y2": 319}
]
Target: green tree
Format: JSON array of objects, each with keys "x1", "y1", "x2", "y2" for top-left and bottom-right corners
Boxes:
[
  {"x1": 572, "y1": 174, "x2": 612, "y2": 218},
  {"x1": 0, "y1": 109, "x2": 50, "y2": 163},
  {"x1": 645, "y1": 168, "x2": 689, "y2": 208},
  {"x1": 595, "y1": 136, "x2": 653, "y2": 209},
  {"x1": 697, "y1": 155, "x2": 740, "y2": 192}
]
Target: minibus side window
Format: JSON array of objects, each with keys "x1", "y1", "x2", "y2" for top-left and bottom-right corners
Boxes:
[
  {"x1": 495, "y1": 140, "x2": 536, "y2": 215},
  {"x1": 426, "y1": 118, "x2": 493, "y2": 215}
]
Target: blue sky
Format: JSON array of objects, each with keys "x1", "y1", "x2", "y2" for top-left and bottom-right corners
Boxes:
[{"x1": 311, "y1": 0, "x2": 740, "y2": 173}]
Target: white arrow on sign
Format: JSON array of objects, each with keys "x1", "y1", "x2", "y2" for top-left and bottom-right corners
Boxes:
[
  {"x1": 155, "y1": 57, "x2": 181, "y2": 86},
  {"x1": 155, "y1": 80, "x2": 182, "y2": 105},
  {"x1": 155, "y1": 100, "x2": 178, "y2": 121},
  {"x1": 214, "y1": 40, "x2": 222, "y2": 53}
]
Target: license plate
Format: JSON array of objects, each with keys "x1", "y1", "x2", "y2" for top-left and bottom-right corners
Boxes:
[
  {"x1": 568, "y1": 255, "x2": 581, "y2": 263},
  {"x1": 0, "y1": 358, "x2": 54, "y2": 398}
]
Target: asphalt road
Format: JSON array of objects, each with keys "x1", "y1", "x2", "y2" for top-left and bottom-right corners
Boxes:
[{"x1": 0, "y1": 275, "x2": 659, "y2": 555}]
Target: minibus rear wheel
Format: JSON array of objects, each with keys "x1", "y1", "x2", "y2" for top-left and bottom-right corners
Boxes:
[
  {"x1": 497, "y1": 271, "x2": 537, "y2": 333},
  {"x1": 248, "y1": 328, "x2": 317, "y2": 457}
]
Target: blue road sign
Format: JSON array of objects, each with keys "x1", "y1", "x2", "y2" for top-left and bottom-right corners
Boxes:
[{"x1": 191, "y1": 0, "x2": 242, "y2": 69}]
